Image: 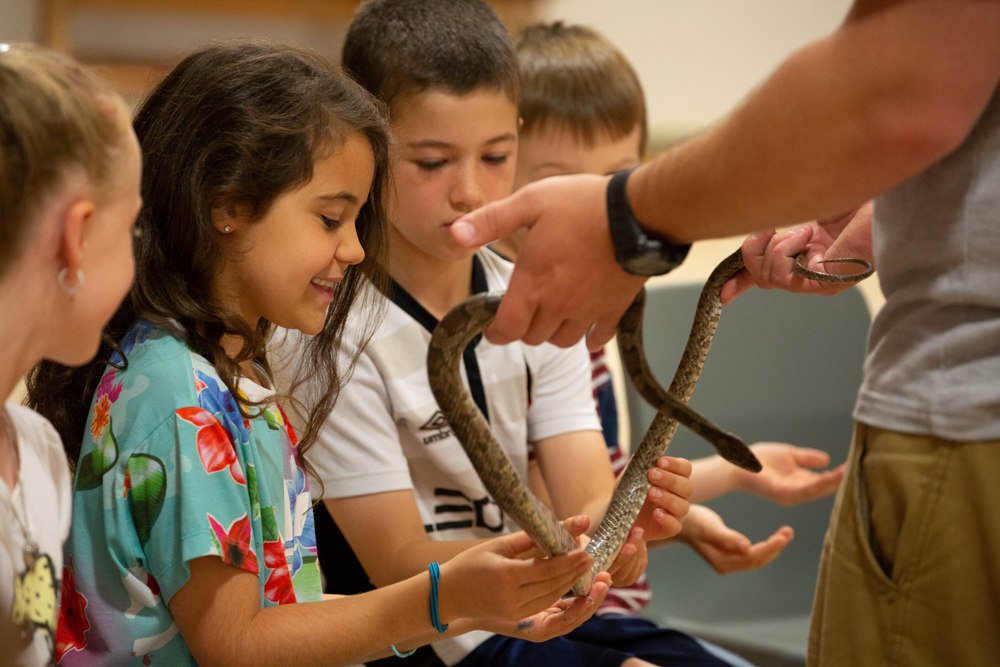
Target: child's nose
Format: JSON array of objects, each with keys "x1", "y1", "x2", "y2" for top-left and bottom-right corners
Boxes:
[
  {"x1": 335, "y1": 225, "x2": 366, "y2": 268},
  {"x1": 449, "y1": 164, "x2": 485, "y2": 213}
]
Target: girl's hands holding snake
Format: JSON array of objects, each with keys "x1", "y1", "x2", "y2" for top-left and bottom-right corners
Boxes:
[
  {"x1": 438, "y1": 515, "x2": 600, "y2": 627},
  {"x1": 632, "y1": 456, "x2": 694, "y2": 542},
  {"x1": 677, "y1": 504, "x2": 794, "y2": 574},
  {"x1": 482, "y1": 570, "x2": 613, "y2": 643}
]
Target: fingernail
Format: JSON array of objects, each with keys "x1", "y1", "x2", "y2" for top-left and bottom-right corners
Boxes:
[{"x1": 450, "y1": 220, "x2": 475, "y2": 245}]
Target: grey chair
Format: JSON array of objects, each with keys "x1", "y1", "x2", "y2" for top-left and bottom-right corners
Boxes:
[{"x1": 623, "y1": 281, "x2": 871, "y2": 667}]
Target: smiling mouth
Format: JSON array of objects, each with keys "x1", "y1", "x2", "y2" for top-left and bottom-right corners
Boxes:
[{"x1": 311, "y1": 276, "x2": 340, "y2": 289}]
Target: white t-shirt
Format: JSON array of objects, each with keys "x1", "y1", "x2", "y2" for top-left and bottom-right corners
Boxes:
[
  {"x1": 0, "y1": 403, "x2": 72, "y2": 667},
  {"x1": 275, "y1": 250, "x2": 601, "y2": 665}
]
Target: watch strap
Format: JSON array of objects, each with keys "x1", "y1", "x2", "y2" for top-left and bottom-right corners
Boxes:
[{"x1": 606, "y1": 166, "x2": 691, "y2": 276}]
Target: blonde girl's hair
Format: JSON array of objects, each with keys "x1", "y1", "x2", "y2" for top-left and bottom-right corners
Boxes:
[{"x1": 0, "y1": 43, "x2": 125, "y2": 276}]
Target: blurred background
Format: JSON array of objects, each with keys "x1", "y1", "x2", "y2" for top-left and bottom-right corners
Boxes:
[
  {"x1": 1, "y1": 4, "x2": 876, "y2": 664},
  {"x1": 0, "y1": 0, "x2": 875, "y2": 302},
  {"x1": 0, "y1": 1, "x2": 852, "y2": 142}
]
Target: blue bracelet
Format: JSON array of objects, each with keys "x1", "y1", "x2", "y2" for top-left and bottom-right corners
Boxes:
[
  {"x1": 428, "y1": 561, "x2": 449, "y2": 634},
  {"x1": 390, "y1": 644, "x2": 417, "y2": 658}
]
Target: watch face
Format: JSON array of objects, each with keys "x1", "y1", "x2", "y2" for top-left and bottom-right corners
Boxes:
[{"x1": 624, "y1": 251, "x2": 675, "y2": 276}]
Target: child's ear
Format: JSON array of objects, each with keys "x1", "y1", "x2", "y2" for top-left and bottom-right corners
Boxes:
[
  {"x1": 59, "y1": 197, "x2": 96, "y2": 280},
  {"x1": 517, "y1": 117, "x2": 524, "y2": 131},
  {"x1": 211, "y1": 203, "x2": 245, "y2": 235}
]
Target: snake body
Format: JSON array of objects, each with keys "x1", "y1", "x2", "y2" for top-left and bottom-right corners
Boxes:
[{"x1": 426, "y1": 249, "x2": 872, "y2": 595}]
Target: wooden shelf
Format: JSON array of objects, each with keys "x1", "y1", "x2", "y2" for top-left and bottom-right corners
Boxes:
[{"x1": 39, "y1": 0, "x2": 543, "y2": 102}]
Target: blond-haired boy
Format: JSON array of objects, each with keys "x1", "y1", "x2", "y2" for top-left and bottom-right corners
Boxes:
[{"x1": 503, "y1": 21, "x2": 844, "y2": 624}]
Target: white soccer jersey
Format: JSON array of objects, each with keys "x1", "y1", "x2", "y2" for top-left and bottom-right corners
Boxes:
[{"x1": 276, "y1": 249, "x2": 600, "y2": 664}]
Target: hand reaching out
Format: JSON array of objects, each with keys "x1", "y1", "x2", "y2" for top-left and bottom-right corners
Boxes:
[
  {"x1": 738, "y1": 442, "x2": 845, "y2": 506},
  {"x1": 678, "y1": 504, "x2": 794, "y2": 574}
]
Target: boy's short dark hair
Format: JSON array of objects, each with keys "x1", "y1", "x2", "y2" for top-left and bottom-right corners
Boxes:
[
  {"x1": 343, "y1": 0, "x2": 519, "y2": 110},
  {"x1": 516, "y1": 21, "x2": 648, "y2": 154}
]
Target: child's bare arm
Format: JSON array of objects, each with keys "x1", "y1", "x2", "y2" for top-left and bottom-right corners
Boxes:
[
  {"x1": 677, "y1": 504, "x2": 794, "y2": 574},
  {"x1": 689, "y1": 441, "x2": 844, "y2": 505},
  {"x1": 532, "y1": 430, "x2": 616, "y2": 526},
  {"x1": 169, "y1": 522, "x2": 602, "y2": 666},
  {"x1": 325, "y1": 490, "x2": 482, "y2": 585}
]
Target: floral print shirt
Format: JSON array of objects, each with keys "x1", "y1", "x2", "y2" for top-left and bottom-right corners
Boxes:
[{"x1": 57, "y1": 322, "x2": 321, "y2": 665}]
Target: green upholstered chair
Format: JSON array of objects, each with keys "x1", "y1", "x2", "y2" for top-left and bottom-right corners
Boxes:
[{"x1": 623, "y1": 281, "x2": 871, "y2": 666}]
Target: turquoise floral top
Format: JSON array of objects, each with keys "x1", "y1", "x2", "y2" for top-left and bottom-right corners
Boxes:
[{"x1": 57, "y1": 322, "x2": 321, "y2": 665}]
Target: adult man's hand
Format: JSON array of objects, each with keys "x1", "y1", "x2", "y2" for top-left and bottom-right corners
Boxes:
[{"x1": 451, "y1": 173, "x2": 647, "y2": 349}]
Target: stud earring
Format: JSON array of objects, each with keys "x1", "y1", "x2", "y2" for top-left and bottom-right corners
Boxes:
[
  {"x1": 223, "y1": 225, "x2": 233, "y2": 234},
  {"x1": 57, "y1": 267, "x2": 85, "y2": 295}
]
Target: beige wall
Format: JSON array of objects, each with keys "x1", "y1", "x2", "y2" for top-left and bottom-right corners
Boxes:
[
  {"x1": 5, "y1": 1, "x2": 854, "y2": 141},
  {"x1": 4, "y1": 1, "x2": 881, "y2": 411},
  {"x1": 535, "y1": 0, "x2": 883, "y2": 314},
  {"x1": 539, "y1": 0, "x2": 854, "y2": 143}
]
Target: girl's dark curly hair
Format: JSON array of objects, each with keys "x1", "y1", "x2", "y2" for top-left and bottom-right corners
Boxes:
[{"x1": 27, "y1": 41, "x2": 390, "y2": 484}]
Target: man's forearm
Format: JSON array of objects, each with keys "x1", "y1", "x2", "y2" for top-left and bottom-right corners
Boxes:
[{"x1": 628, "y1": 0, "x2": 999, "y2": 243}]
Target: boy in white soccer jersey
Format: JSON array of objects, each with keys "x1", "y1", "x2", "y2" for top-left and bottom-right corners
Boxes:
[{"x1": 273, "y1": 1, "x2": 748, "y2": 666}]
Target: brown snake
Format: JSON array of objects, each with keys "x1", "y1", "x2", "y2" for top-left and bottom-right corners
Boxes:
[{"x1": 426, "y1": 249, "x2": 872, "y2": 596}]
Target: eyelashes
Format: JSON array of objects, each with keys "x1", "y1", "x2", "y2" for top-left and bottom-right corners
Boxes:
[{"x1": 414, "y1": 154, "x2": 511, "y2": 171}]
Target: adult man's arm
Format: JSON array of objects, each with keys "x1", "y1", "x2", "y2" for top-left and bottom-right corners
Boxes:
[{"x1": 450, "y1": 0, "x2": 1000, "y2": 348}]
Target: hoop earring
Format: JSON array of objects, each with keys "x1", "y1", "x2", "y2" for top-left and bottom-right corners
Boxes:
[{"x1": 57, "y1": 267, "x2": 85, "y2": 295}]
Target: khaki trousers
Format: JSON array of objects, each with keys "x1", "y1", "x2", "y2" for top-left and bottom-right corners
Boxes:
[{"x1": 809, "y1": 424, "x2": 1000, "y2": 667}]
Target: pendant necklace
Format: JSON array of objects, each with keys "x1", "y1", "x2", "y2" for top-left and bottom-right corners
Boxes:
[{"x1": 1, "y1": 408, "x2": 59, "y2": 644}]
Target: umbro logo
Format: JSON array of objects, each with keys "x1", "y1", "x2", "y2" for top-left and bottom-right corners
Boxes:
[
  {"x1": 420, "y1": 410, "x2": 453, "y2": 444},
  {"x1": 420, "y1": 411, "x2": 450, "y2": 431}
]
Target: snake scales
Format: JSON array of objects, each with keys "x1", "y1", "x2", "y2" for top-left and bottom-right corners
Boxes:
[{"x1": 426, "y1": 249, "x2": 872, "y2": 596}]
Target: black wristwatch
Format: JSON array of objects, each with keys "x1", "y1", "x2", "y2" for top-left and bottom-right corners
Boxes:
[{"x1": 606, "y1": 166, "x2": 690, "y2": 276}]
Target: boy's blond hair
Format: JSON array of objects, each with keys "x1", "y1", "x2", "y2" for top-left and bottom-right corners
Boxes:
[
  {"x1": 0, "y1": 44, "x2": 125, "y2": 275},
  {"x1": 516, "y1": 22, "x2": 647, "y2": 155}
]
